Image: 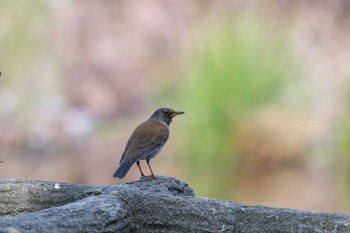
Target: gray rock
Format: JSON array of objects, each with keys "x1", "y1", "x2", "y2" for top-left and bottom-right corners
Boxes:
[{"x1": 0, "y1": 176, "x2": 349, "y2": 232}]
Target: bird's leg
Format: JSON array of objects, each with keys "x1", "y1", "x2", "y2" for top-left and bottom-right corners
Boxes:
[
  {"x1": 146, "y1": 159, "x2": 156, "y2": 179},
  {"x1": 136, "y1": 161, "x2": 146, "y2": 178}
]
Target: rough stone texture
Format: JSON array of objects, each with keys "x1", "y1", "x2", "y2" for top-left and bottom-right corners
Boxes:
[{"x1": 0, "y1": 176, "x2": 349, "y2": 232}]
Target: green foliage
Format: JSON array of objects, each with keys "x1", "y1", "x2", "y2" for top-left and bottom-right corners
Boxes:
[
  {"x1": 0, "y1": 1, "x2": 48, "y2": 78},
  {"x1": 183, "y1": 16, "x2": 298, "y2": 199},
  {"x1": 334, "y1": 83, "x2": 350, "y2": 211}
]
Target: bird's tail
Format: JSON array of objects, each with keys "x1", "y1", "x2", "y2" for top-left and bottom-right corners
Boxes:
[{"x1": 113, "y1": 160, "x2": 134, "y2": 179}]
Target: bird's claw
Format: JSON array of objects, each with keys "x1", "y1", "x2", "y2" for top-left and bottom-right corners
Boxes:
[{"x1": 140, "y1": 175, "x2": 156, "y2": 180}]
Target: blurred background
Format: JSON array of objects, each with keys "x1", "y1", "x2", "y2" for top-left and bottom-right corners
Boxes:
[{"x1": 1, "y1": 0, "x2": 350, "y2": 213}]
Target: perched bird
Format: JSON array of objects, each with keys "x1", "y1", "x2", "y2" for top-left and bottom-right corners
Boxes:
[{"x1": 113, "y1": 107, "x2": 184, "y2": 179}]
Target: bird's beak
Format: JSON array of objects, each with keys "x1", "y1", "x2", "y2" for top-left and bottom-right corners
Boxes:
[{"x1": 171, "y1": 111, "x2": 184, "y2": 117}]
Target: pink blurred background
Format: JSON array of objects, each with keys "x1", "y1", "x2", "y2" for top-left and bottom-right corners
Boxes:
[{"x1": 1, "y1": 1, "x2": 350, "y2": 213}]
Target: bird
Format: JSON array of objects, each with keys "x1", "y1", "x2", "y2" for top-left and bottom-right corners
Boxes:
[{"x1": 113, "y1": 107, "x2": 184, "y2": 179}]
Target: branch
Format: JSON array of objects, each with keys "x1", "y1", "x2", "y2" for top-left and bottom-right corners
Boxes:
[{"x1": 0, "y1": 177, "x2": 349, "y2": 232}]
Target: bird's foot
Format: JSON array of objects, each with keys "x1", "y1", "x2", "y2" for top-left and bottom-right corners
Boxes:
[
  {"x1": 147, "y1": 175, "x2": 156, "y2": 179},
  {"x1": 140, "y1": 175, "x2": 156, "y2": 179}
]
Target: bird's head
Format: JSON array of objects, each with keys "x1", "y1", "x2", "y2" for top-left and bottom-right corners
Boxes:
[{"x1": 150, "y1": 107, "x2": 184, "y2": 125}]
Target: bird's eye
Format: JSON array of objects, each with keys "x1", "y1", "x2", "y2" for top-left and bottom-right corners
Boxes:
[{"x1": 163, "y1": 111, "x2": 170, "y2": 116}]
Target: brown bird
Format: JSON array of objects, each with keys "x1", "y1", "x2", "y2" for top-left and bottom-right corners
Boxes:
[{"x1": 113, "y1": 107, "x2": 184, "y2": 179}]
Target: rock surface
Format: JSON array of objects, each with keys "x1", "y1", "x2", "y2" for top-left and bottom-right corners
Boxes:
[{"x1": 0, "y1": 176, "x2": 349, "y2": 232}]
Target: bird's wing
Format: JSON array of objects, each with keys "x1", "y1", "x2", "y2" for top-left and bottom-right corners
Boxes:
[
  {"x1": 120, "y1": 120, "x2": 169, "y2": 163},
  {"x1": 135, "y1": 126, "x2": 169, "y2": 160},
  {"x1": 119, "y1": 125, "x2": 139, "y2": 164}
]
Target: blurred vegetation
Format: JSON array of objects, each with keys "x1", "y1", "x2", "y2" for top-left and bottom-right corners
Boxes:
[
  {"x1": 334, "y1": 83, "x2": 350, "y2": 211},
  {"x1": 0, "y1": 1, "x2": 349, "y2": 213},
  {"x1": 183, "y1": 15, "x2": 299, "y2": 199}
]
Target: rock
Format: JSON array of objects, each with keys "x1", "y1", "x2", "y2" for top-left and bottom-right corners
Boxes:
[{"x1": 0, "y1": 176, "x2": 349, "y2": 232}]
